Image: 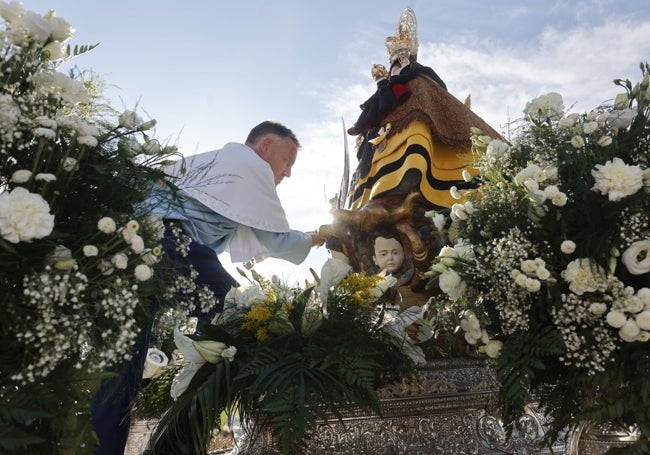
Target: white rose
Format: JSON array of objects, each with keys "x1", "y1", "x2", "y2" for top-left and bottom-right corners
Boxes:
[
  {"x1": 47, "y1": 15, "x2": 74, "y2": 42},
  {"x1": 438, "y1": 269, "x2": 466, "y2": 300},
  {"x1": 83, "y1": 245, "x2": 98, "y2": 257},
  {"x1": 0, "y1": 187, "x2": 55, "y2": 243},
  {"x1": 606, "y1": 310, "x2": 627, "y2": 328},
  {"x1": 583, "y1": 121, "x2": 599, "y2": 134},
  {"x1": 483, "y1": 340, "x2": 503, "y2": 358},
  {"x1": 97, "y1": 217, "x2": 117, "y2": 234},
  {"x1": 21, "y1": 10, "x2": 52, "y2": 42},
  {"x1": 619, "y1": 319, "x2": 641, "y2": 342},
  {"x1": 551, "y1": 192, "x2": 568, "y2": 207},
  {"x1": 111, "y1": 253, "x2": 129, "y2": 270},
  {"x1": 438, "y1": 246, "x2": 460, "y2": 267},
  {"x1": 570, "y1": 135, "x2": 585, "y2": 148},
  {"x1": 559, "y1": 113, "x2": 580, "y2": 128},
  {"x1": 130, "y1": 235, "x2": 145, "y2": 254},
  {"x1": 608, "y1": 108, "x2": 636, "y2": 129},
  {"x1": 134, "y1": 264, "x2": 153, "y2": 281},
  {"x1": 588, "y1": 302, "x2": 607, "y2": 316},
  {"x1": 621, "y1": 240, "x2": 650, "y2": 275},
  {"x1": 637, "y1": 288, "x2": 650, "y2": 308},
  {"x1": 514, "y1": 273, "x2": 528, "y2": 287},
  {"x1": 635, "y1": 311, "x2": 650, "y2": 330},
  {"x1": 535, "y1": 267, "x2": 551, "y2": 280},
  {"x1": 625, "y1": 296, "x2": 644, "y2": 314},
  {"x1": 142, "y1": 348, "x2": 168, "y2": 379},
  {"x1": 468, "y1": 327, "x2": 483, "y2": 340},
  {"x1": 485, "y1": 139, "x2": 509, "y2": 159},
  {"x1": 520, "y1": 259, "x2": 537, "y2": 273},
  {"x1": 10, "y1": 169, "x2": 32, "y2": 183},
  {"x1": 597, "y1": 135, "x2": 613, "y2": 147},
  {"x1": 118, "y1": 110, "x2": 143, "y2": 130},
  {"x1": 466, "y1": 314, "x2": 481, "y2": 330},
  {"x1": 543, "y1": 185, "x2": 560, "y2": 199},
  {"x1": 525, "y1": 278, "x2": 541, "y2": 292},
  {"x1": 121, "y1": 226, "x2": 137, "y2": 242},
  {"x1": 560, "y1": 240, "x2": 576, "y2": 254},
  {"x1": 524, "y1": 92, "x2": 564, "y2": 122},
  {"x1": 638, "y1": 331, "x2": 650, "y2": 342},
  {"x1": 464, "y1": 331, "x2": 478, "y2": 345},
  {"x1": 524, "y1": 179, "x2": 539, "y2": 192}
]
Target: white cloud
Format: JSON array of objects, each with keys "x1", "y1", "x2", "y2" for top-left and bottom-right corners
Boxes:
[{"x1": 418, "y1": 17, "x2": 650, "y2": 136}]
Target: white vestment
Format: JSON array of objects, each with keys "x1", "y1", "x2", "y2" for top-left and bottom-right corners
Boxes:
[{"x1": 170, "y1": 142, "x2": 290, "y2": 263}]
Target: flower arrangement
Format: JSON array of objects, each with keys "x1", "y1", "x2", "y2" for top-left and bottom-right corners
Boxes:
[
  {"x1": 0, "y1": 3, "x2": 201, "y2": 453},
  {"x1": 142, "y1": 268, "x2": 433, "y2": 455},
  {"x1": 426, "y1": 63, "x2": 650, "y2": 453}
]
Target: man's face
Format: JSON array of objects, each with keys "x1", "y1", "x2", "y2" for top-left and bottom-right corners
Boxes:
[
  {"x1": 373, "y1": 236, "x2": 404, "y2": 273},
  {"x1": 259, "y1": 136, "x2": 297, "y2": 186}
]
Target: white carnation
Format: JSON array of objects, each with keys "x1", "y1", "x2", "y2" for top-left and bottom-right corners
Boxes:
[
  {"x1": 0, "y1": 187, "x2": 54, "y2": 243},
  {"x1": 591, "y1": 157, "x2": 643, "y2": 201}
]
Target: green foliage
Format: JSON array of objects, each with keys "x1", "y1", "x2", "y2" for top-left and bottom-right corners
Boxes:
[
  {"x1": 66, "y1": 43, "x2": 100, "y2": 57},
  {"x1": 145, "y1": 271, "x2": 421, "y2": 454},
  {"x1": 426, "y1": 62, "x2": 650, "y2": 453}
]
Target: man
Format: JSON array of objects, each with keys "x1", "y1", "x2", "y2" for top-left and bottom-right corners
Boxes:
[
  {"x1": 150, "y1": 120, "x2": 323, "y2": 326},
  {"x1": 92, "y1": 120, "x2": 324, "y2": 455}
]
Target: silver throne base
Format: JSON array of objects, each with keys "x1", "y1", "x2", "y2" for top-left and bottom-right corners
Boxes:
[{"x1": 241, "y1": 357, "x2": 567, "y2": 454}]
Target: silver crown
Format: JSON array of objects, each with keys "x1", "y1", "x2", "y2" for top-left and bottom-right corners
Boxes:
[{"x1": 385, "y1": 8, "x2": 419, "y2": 65}]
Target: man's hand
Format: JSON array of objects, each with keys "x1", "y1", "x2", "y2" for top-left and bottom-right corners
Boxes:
[{"x1": 307, "y1": 231, "x2": 325, "y2": 247}]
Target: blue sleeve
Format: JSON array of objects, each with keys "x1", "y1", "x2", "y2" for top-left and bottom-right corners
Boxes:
[{"x1": 252, "y1": 228, "x2": 312, "y2": 264}]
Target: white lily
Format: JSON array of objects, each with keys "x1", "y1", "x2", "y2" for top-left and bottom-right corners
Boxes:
[
  {"x1": 381, "y1": 306, "x2": 433, "y2": 365},
  {"x1": 170, "y1": 328, "x2": 225, "y2": 399}
]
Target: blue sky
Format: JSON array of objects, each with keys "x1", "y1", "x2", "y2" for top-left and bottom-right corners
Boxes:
[{"x1": 22, "y1": 0, "x2": 650, "y2": 285}]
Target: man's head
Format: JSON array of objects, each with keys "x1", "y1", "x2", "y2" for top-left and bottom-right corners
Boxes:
[
  {"x1": 245, "y1": 121, "x2": 300, "y2": 186},
  {"x1": 372, "y1": 231, "x2": 405, "y2": 273}
]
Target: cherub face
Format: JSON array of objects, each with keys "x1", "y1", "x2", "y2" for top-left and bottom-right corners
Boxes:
[{"x1": 373, "y1": 236, "x2": 404, "y2": 273}]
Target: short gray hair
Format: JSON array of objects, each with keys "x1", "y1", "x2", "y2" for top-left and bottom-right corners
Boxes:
[{"x1": 245, "y1": 120, "x2": 300, "y2": 148}]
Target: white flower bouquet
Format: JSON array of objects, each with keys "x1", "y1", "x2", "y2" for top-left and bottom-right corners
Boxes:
[
  {"x1": 426, "y1": 63, "x2": 650, "y2": 452},
  {"x1": 0, "y1": 2, "x2": 193, "y2": 453},
  {"x1": 141, "y1": 269, "x2": 433, "y2": 454}
]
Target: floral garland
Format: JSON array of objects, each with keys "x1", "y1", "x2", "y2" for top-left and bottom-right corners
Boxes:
[{"x1": 426, "y1": 63, "x2": 650, "y2": 452}]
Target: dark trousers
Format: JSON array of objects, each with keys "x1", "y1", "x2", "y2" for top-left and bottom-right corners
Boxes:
[{"x1": 91, "y1": 225, "x2": 238, "y2": 454}]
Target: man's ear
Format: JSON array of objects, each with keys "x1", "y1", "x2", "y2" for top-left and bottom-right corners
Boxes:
[{"x1": 257, "y1": 136, "x2": 273, "y2": 157}]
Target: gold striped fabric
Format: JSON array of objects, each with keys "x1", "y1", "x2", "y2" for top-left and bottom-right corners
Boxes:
[{"x1": 350, "y1": 120, "x2": 474, "y2": 210}]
